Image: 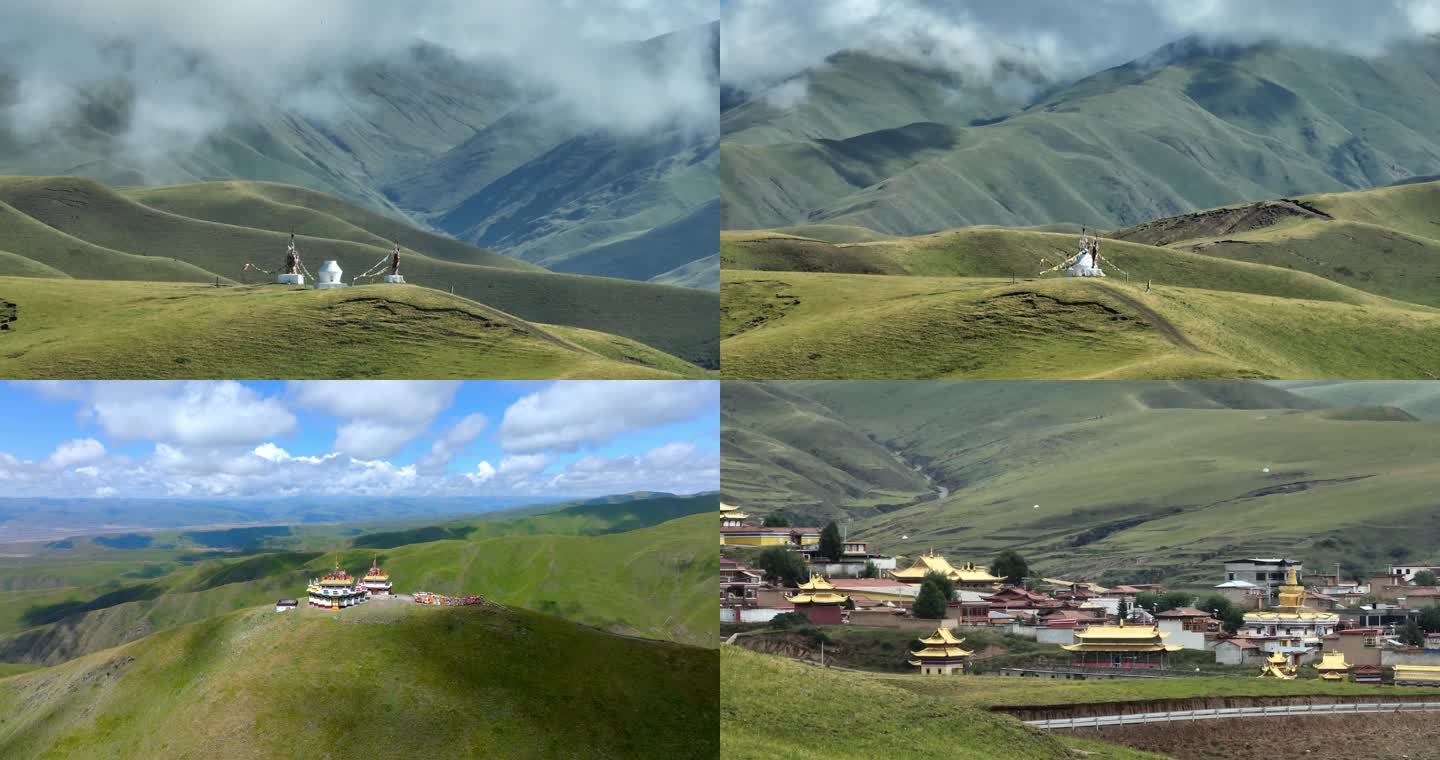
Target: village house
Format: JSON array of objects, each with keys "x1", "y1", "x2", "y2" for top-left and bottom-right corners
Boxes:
[
  {"x1": 1213, "y1": 638, "x2": 1264, "y2": 667},
  {"x1": 1321, "y1": 627, "x2": 1384, "y2": 668},
  {"x1": 1223, "y1": 558, "x2": 1303, "y2": 602},
  {"x1": 1155, "y1": 607, "x2": 1220, "y2": 651},
  {"x1": 1389, "y1": 563, "x2": 1440, "y2": 583}
]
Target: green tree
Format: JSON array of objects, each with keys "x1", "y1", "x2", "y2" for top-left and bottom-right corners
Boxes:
[
  {"x1": 1117, "y1": 599, "x2": 1130, "y2": 621},
  {"x1": 1157, "y1": 591, "x2": 1192, "y2": 613},
  {"x1": 818, "y1": 521, "x2": 844, "y2": 562},
  {"x1": 1220, "y1": 607, "x2": 1245, "y2": 634},
  {"x1": 922, "y1": 570, "x2": 956, "y2": 602},
  {"x1": 762, "y1": 513, "x2": 790, "y2": 528},
  {"x1": 756, "y1": 546, "x2": 808, "y2": 588},
  {"x1": 913, "y1": 582, "x2": 949, "y2": 620},
  {"x1": 860, "y1": 560, "x2": 879, "y2": 579},
  {"x1": 990, "y1": 550, "x2": 1029, "y2": 585},
  {"x1": 1420, "y1": 605, "x2": 1440, "y2": 633},
  {"x1": 1134, "y1": 591, "x2": 1160, "y2": 612},
  {"x1": 1402, "y1": 619, "x2": 1425, "y2": 647},
  {"x1": 1198, "y1": 594, "x2": 1234, "y2": 617},
  {"x1": 1415, "y1": 570, "x2": 1438, "y2": 587}
]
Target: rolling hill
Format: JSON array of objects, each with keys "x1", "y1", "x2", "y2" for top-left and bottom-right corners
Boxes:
[
  {"x1": 721, "y1": 37, "x2": 1440, "y2": 235},
  {"x1": 721, "y1": 381, "x2": 1440, "y2": 586},
  {"x1": 0, "y1": 175, "x2": 719, "y2": 373},
  {"x1": 0, "y1": 502, "x2": 718, "y2": 666},
  {"x1": 720, "y1": 181, "x2": 1440, "y2": 380},
  {"x1": 0, "y1": 602, "x2": 718, "y2": 759}
]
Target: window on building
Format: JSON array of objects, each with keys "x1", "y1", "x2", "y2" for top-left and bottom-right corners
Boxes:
[{"x1": 1255, "y1": 573, "x2": 1266, "y2": 581}]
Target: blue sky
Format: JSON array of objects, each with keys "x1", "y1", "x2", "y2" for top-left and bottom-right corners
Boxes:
[{"x1": 0, "y1": 381, "x2": 718, "y2": 500}]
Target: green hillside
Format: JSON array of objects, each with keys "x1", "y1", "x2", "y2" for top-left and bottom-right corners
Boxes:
[
  {"x1": 721, "y1": 271, "x2": 1440, "y2": 380},
  {"x1": 0, "y1": 176, "x2": 719, "y2": 370},
  {"x1": 0, "y1": 603, "x2": 717, "y2": 759},
  {"x1": 721, "y1": 647, "x2": 1155, "y2": 760},
  {"x1": 0, "y1": 510, "x2": 716, "y2": 665},
  {"x1": 0, "y1": 278, "x2": 704, "y2": 379},
  {"x1": 721, "y1": 38, "x2": 1440, "y2": 234},
  {"x1": 721, "y1": 382, "x2": 1440, "y2": 586}
]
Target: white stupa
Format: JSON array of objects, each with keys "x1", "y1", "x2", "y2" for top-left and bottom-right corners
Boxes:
[
  {"x1": 315, "y1": 260, "x2": 348, "y2": 289},
  {"x1": 1067, "y1": 248, "x2": 1105, "y2": 277},
  {"x1": 276, "y1": 235, "x2": 304, "y2": 285}
]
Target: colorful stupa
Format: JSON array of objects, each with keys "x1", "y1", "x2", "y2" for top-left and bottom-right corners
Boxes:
[
  {"x1": 1241, "y1": 566, "x2": 1338, "y2": 660},
  {"x1": 908, "y1": 627, "x2": 974, "y2": 675},
  {"x1": 306, "y1": 562, "x2": 369, "y2": 610},
  {"x1": 361, "y1": 558, "x2": 392, "y2": 596}
]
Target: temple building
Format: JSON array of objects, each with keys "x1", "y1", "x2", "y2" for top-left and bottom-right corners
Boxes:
[
  {"x1": 361, "y1": 559, "x2": 392, "y2": 596},
  {"x1": 720, "y1": 503, "x2": 749, "y2": 529},
  {"x1": 1259, "y1": 650, "x2": 1298, "y2": 679},
  {"x1": 908, "y1": 627, "x2": 973, "y2": 675},
  {"x1": 1314, "y1": 651, "x2": 1351, "y2": 681},
  {"x1": 891, "y1": 551, "x2": 1002, "y2": 590},
  {"x1": 1062, "y1": 623, "x2": 1182, "y2": 669},
  {"x1": 1240, "y1": 567, "x2": 1339, "y2": 658},
  {"x1": 788, "y1": 574, "x2": 850, "y2": 625},
  {"x1": 306, "y1": 565, "x2": 369, "y2": 610}
]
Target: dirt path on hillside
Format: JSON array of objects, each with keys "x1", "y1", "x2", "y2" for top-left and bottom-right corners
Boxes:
[{"x1": 1098, "y1": 283, "x2": 1200, "y2": 352}]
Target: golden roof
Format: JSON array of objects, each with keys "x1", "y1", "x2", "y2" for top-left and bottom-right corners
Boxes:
[
  {"x1": 1316, "y1": 652, "x2": 1350, "y2": 672},
  {"x1": 1244, "y1": 610, "x2": 1339, "y2": 622},
  {"x1": 910, "y1": 646, "x2": 973, "y2": 660},
  {"x1": 917, "y1": 627, "x2": 966, "y2": 646},
  {"x1": 1064, "y1": 624, "x2": 1181, "y2": 652},
  {"x1": 719, "y1": 503, "x2": 748, "y2": 518},
  {"x1": 891, "y1": 551, "x2": 1000, "y2": 583},
  {"x1": 788, "y1": 592, "x2": 849, "y2": 605},
  {"x1": 796, "y1": 574, "x2": 835, "y2": 591}
]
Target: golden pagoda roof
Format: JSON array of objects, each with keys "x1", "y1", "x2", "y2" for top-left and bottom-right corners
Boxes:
[
  {"x1": 719, "y1": 503, "x2": 748, "y2": 518},
  {"x1": 796, "y1": 574, "x2": 835, "y2": 591},
  {"x1": 788, "y1": 592, "x2": 849, "y2": 605},
  {"x1": 910, "y1": 646, "x2": 973, "y2": 659},
  {"x1": 1063, "y1": 624, "x2": 1181, "y2": 652},
  {"x1": 917, "y1": 627, "x2": 966, "y2": 646},
  {"x1": 891, "y1": 551, "x2": 1000, "y2": 583},
  {"x1": 1316, "y1": 652, "x2": 1351, "y2": 671}
]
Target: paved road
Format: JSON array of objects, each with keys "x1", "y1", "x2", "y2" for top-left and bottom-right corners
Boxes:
[{"x1": 1027, "y1": 700, "x2": 1440, "y2": 729}]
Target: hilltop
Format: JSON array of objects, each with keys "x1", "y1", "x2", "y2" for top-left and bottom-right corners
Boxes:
[
  {"x1": 721, "y1": 382, "x2": 1440, "y2": 585},
  {"x1": 0, "y1": 602, "x2": 718, "y2": 759},
  {"x1": 0, "y1": 176, "x2": 718, "y2": 373},
  {"x1": 722, "y1": 38, "x2": 1440, "y2": 234},
  {"x1": 0, "y1": 502, "x2": 717, "y2": 666},
  {"x1": 720, "y1": 182, "x2": 1440, "y2": 380}
]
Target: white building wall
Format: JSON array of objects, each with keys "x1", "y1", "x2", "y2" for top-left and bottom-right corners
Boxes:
[{"x1": 1036, "y1": 628, "x2": 1076, "y2": 646}]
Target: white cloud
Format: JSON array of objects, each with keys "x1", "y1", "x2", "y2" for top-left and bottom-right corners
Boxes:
[
  {"x1": 45, "y1": 438, "x2": 106, "y2": 469},
  {"x1": 292, "y1": 381, "x2": 461, "y2": 458},
  {"x1": 721, "y1": 0, "x2": 1440, "y2": 97},
  {"x1": 499, "y1": 380, "x2": 716, "y2": 453},
  {"x1": 94, "y1": 486, "x2": 118, "y2": 497},
  {"x1": 418, "y1": 413, "x2": 488, "y2": 471},
  {"x1": 82, "y1": 381, "x2": 296, "y2": 446},
  {"x1": 466, "y1": 460, "x2": 497, "y2": 485},
  {"x1": 542, "y1": 442, "x2": 718, "y2": 495}
]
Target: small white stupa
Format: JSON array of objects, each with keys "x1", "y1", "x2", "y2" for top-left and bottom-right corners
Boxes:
[
  {"x1": 1066, "y1": 234, "x2": 1106, "y2": 278},
  {"x1": 315, "y1": 260, "x2": 348, "y2": 289}
]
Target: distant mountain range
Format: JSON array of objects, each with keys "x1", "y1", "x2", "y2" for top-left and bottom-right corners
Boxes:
[
  {"x1": 722, "y1": 37, "x2": 1440, "y2": 235},
  {"x1": 0, "y1": 23, "x2": 719, "y2": 288}
]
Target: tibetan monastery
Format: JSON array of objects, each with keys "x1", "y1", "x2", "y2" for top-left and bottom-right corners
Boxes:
[
  {"x1": 1240, "y1": 567, "x2": 1338, "y2": 657},
  {"x1": 1062, "y1": 622, "x2": 1182, "y2": 669},
  {"x1": 908, "y1": 627, "x2": 973, "y2": 675},
  {"x1": 891, "y1": 550, "x2": 1002, "y2": 590},
  {"x1": 361, "y1": 558, "x2": 392, "y2": 596},
  {"x1": 788, "y1": 574, "x2": 850, "y2": 625},
  {"x1": 1314, "y1": 651, "x2": 1351, "y2": 681},
  {"x1": 720, "y1": 502, "x2": 749, "y2": 528},
  {"x1": 307, "y1": 565, "x2": 369, "y2": 610},
  {"x1": 1393, "y1": 664, "x2": 1440, "y2": 686}
]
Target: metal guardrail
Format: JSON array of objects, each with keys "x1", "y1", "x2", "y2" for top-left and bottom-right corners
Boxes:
[{"x1": 1027, "y1": 701, "x2": 1440, "y2": 729}]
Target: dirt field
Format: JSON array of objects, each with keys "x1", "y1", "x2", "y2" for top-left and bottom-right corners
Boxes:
[{"x1": 1065, "y1": 713, "x2": 1440, "y2": 759}]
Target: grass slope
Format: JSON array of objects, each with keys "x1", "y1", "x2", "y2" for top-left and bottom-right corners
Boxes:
[
  {"x1": 0, "y1": 176, "x2": 718, "y2": 368},
  {"x1": 0, "y1": 511, "x2": 716, "y2": 665},
  {"x1": 0, "y1": 278, "x2": 703, "y2": 379},
  {"x1": 720, "y1": 271, "x2": 1440, "y2": 380},
  {"x1": 721, "y1": 647, "x2": 1158, "y2": 760},
  {"x1": 0, "y1": 603, "x2": 718, "y2": 759},
  {"x1": 721, "y1": 382, "x2": 1440, "y2": 585}
]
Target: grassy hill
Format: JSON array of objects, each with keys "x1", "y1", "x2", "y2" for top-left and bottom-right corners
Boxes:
[
  {"x1": 0, "y1": 278, "x2": 704, "y2": 379},
  {"x1": 721, "y1": 271, "x2": 1440, "y2": 380},
  {"x1": 0, "y1": 507, "x2": 717, "y2": 665},
  {"x1": 721, "y1": 180, "x2": 1440, "y2": 380},
  {"x1": 721, "y1": 647, "x2": 1156, "y2": 760},
  {"x1": 721, "y1": 38, "x2": 1440, "y2": 234},
  {"x1": 0, "y1": 176, "x2": 719, "y2": 370},
  {"x1": 721, "y1": 382, "x2": 1440, "y2": 585},
  {"x1": 0, "y1": 603, "x2": 718, "y2": 759}
]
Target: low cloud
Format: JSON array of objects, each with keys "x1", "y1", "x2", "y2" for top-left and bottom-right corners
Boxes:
[{"x1": 499, "y1": 381, "x2": 717, "y2": 454}]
